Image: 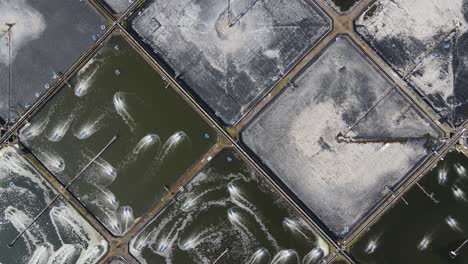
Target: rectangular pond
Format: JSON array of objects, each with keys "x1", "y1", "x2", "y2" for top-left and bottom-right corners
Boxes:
[
  {"x1": 19, "y1": 35, "x2": 217, "y2": 236},
  {"x1": 242, "y1": 37, "x2": 444, "y2": 238},
  {"x1": 130, "y1": 0, "x2": 331, "y2": 125}
]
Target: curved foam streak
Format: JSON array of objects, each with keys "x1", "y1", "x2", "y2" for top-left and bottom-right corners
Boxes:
[
  {"x1": 153, "y1": 219, "x2": 185, "y2": 255},
  {"x1": 446, "y1": 216, "x2": 462, "y2": 232},
  {"x1": 282, "y1": 218, "x2": 310, "y2": 239},
  {"x1": 302, "y1": 248, "x2": 324, "y2": 264},
  {"x1": 228, "y1": 183, "x2": 279, "y2": 250},
  {"x1": 75, "y1": 68, "x2": 98, "y2": 97},
  {"x1": 159, "y1": 131, "x2": 189, "y2": 162},
  {"x1": 270, "y1": 249, "x2": 299, "y2": 264},
  {"x1": 113, "y1": 92, "x2": 135, "y2": 131},
  {"x1": 118, "y1": 134, "x2": 161, "y2": 170},
  {"x1": 315, "y1": 237, "x2": 330, "y2": 258},
  {"x1": 5, "y1": 206, "x2": 43, "y2": 254},
  {"x1": 181, "y1": 185, "x2": 226, "y2": 212},
  {"x1": 455, "y1": 163, "x2": 466, "y2": 176},
  {"x1": 141, "y1": 209, "x2": 180, "y2": 247},
  {"x1": 20, "y1": 119, "x2": 50, "y2": 140},
  {"x1": 417, "y1": 233, "x2": 432, "y2": 251},
  {"x1": 227, "y1": 207, "x2": 252, "y2": 239},
  {"x1": 28, "y1": 243, "x2": 53, "y2": 264},
  {"x1": 178, "y1": 230, "x2": 210, "y2": 251},
  {"x1": 78, "y1": 57, "x2": 102, "y2": 75},
  {"x1": 74, "y1": 114, "x2": 105, "y2": 140},
  {"x1": 46, "y1": 244, "x2": 82, "y2": 264},
  {"x1": 130, "y1": 230, "x2": 153, "y2": 259},
  {"x1": 452, "y1": 185, "x2": 467, "y2": 201},
  {"x1": 148, "y1": 213, "x2": 195, "y2": 258},
  {"x1": 94, "y1": 158, "x2": 117, "y2": 182},
  {"x1": 37, "y1": 151, "x2": 65, "y2": 173},
  {"x1": 247, "y1": 248, "x2": 270, "y2": 264},
  {"x1": 50, "y1": 206, "x2": 96, "y2": 247},
  {"x1": 134, "y1": 134, "x2": 161, "y2": 155},
  {"x1": 95, "y1": 188, "x2": 119, "y2": 211},
  {"x1": 104, "y1": 210, "x2": 123, "y2": 236},
  {"x1": 144, "y1": 200, "x2": 227, "y2": 251},
  {"x1": 76, "y1": 241, "x2": 107, "y2": 264},
  {"x1": 364, "y1": 234, "x2": 382, "y2": 255},
  {"x1": 47, "y1": 117, "x2": 74, "y2": 142},
  {"x1": 438, "y1": 166, "x2": 448, "y2": 185},
  {"x1": 118, "y1": 206, "x2": 134, "y2": 233}
]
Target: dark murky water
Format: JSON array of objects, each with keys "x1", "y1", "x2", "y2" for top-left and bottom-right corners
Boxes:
[
  {"x1": 351, "y1": 151, "x2": 468, "y2": 264},
  {"x1": 130, "y1": 149, "x2": 332, "y2": 264},
  {"x1": 331, "y1": 0, "x2": 360, "y2": 12},
  {"x1": 19, "y1": 35, "x2": 217, "y2": 236}
]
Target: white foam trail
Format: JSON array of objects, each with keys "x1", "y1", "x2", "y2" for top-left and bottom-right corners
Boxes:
[
  {"x1": 28, "y1": 243, "x2": 53, "y2": 264},
  {"x1": 118, "y1": 206, "x2": 134, "y2": 233},
  {"x1": 104, "y1": 211, "x2": 122, "y2": 236},
  {"x1": 454, "y1": 163, "x2": 466, "y2": 176},
  {"x1": 364, "y1": 234, "x2": 382, "y2": 255},
  {"x1": 417, "y1": 233, "x2": 432, "y2": 251},
  {"x1": 228, "y1": 182, "x2": 279, "y2": 250},
  {"x1": 315, "y1": 237, "x2": 330, "y2": 259},
  {"x1": 120, "y1": 134, "x2": 161, "y2": 169},
  {"x1": 46, "y1": 244, "x2": 82, "y2": 264},
  {"x1": 20, "y1": 119, "x2": 49, "y2": 140},
  {"x1": 302, "y1": 248, "x2": 324, "y2": 264},
  {"x1": 94, "y1": 158, "x2": 117, "y2": 182},
  {"x1": 47, "y1": 118, "x2": 73, "y2": 142},
  {"x1": 134, "y1": 134, "x2": 161, "y2": 155},
  {"x1": 95, "y1": 188, "x2": 119, "y2": 211},
  {"x1": 178, "y1": 231, "x2": 208, "y2": 251},
  {"x1": 75, "y1": 68, "x2": 98, "y2": 97},
  {"x1": 452, "y1": 185, "x2": 467, "y2": 201},
  {"x1": 159, "y1": 131, "x2": 189, "y2": 161},
  {"x1": 181, "y1": 186, "x2": 225, "y2": 212},
  {"x1": 76, "y1": 241, "x2": 107, "y2": 264},
  {"x1": 154, "y1": 218, "x2": 188, "y2": 256},
  {"x1": 74, "y1": 114, "x2": 105, "y2": 140},
  {"x1": 151, "y1": 214, "x2": 194, "y2": 258},
  {"x1": 130, "y1": 230, "x2": 153, "y2": 257},
  {"x1": 49, "y1": 205, "x2": 97, "y2": 247},
  {"x1": 78, "y1": 57, "x2": 100, "y2": 75},
  {"x1": 181, "y1": 196, "x2": 199, "y2": 212},
  {"x1": 5, "y1": 206, "x2": 43, "y2": 254},
  {"x1": 247, "y1": 248, "x2": 270, "y2": 264},
  {"x1": 113, "y1": 92, "x2": 135, "y2": 131},
  {"x1": 38, "y1": 151, "x2": 65, "y2": 173},
  {"x1": 438, "y1": 166, "x2": 448, "y2": 185},
  {"x1": 227, "y1": 207, "x2": 252, "y2": 239},
  {"x1": 446, "y1": 216, "x2": 462, "y2": 232},
  {"x1": 282, "y1": 217, "x2": 310, "y2": 239},
  {"x1": 270, "y1": 249, "x2": 299, "y2": 264},
  {"x1": 46, "y1": 99, "x2": 83, "y2": 141}
]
